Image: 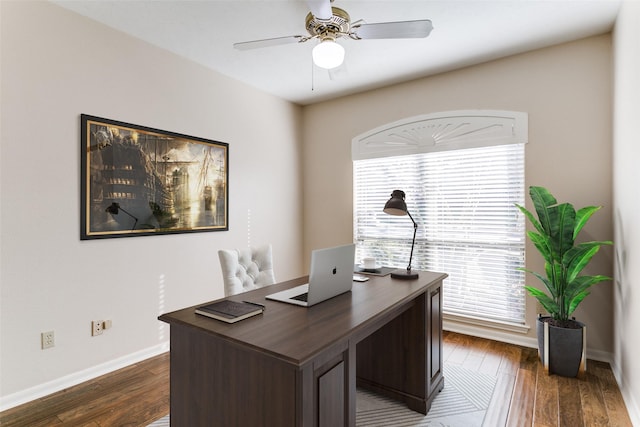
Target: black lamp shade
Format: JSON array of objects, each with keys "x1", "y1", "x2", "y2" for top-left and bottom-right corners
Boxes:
[
  {"x1": 105, "y1": 202, "x2": 138, "y2": 231},
  {"x1": 383, "y1": 189, "x2": 419, "y2": 280},
  {"x1": 105, "y1": 202, "x2": 121, "y2": 214},
  {"x1": 383, "y1": 190, "x2": 408, "y2": 216}
]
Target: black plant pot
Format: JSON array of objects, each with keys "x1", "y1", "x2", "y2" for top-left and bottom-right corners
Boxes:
[{"x1": 536, "y1": 316, "x2": 586, "y2": 378}]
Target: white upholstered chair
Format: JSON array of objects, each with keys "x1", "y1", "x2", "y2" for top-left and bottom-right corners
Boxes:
[{"x1": 218, "y1": 244, "x2": 276, "y2": 296}]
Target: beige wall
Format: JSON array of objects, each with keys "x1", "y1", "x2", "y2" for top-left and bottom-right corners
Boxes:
[
  {"x1": 302, "y1": 35, "x2": 614, "y2": 356},
  {"x1": 0, "y1": 1, "x2": 303, "y2": 406},
  {"x1": 613, "y1": 2, "x2": 640, "y2": 423}
]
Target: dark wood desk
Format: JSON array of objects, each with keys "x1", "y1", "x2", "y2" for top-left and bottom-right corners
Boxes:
[{"x1": 159, "y1": 271, "x2": 446, "y2": 426}]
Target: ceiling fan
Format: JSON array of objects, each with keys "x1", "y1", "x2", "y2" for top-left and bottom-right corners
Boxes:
[{"x1": 233, "y1": 0, "x2": 433, "y2": 70}]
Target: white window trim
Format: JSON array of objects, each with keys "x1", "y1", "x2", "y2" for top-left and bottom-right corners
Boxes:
[{"x1": 352, "y1": 110, "x2": 528, "y2": 161}]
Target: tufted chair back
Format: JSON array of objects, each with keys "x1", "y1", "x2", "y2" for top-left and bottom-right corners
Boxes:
[{"x1": 218, "y1": 244, "x2": 276, "y2": 296}]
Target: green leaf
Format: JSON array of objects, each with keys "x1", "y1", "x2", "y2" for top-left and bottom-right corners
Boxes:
[
  {"x1": 546, "y1": 261, "x2": 566, "y2": 297},
  {"x1": 547, "y1": 202, "x2": 576, "y2": 259},
  {"x1": 529, "y1": 186, "x2": 557, "y2": 235},
  {"x1": 520, "y1": 267, "x2": 555, "y2": 298},
  {"x1": 527, "y1": 231, "x2": 553, "y2": 263},
  {"x1": 525, "y1": 285, "x2": 559, "y2": 314},
  {"x1": 567, "y1": 291, "x2": 590, "y2": 317},
  {"x1": 564, "y1": 243, "x2": 609, "y2": 283},
  {"x1": 516, "y1": 204, "x2": 545, "y2": 236},
  {"x1": 566, "y1": 275, "x2": 612, "y2": 299},
  {"x1": 573, "y1": 206, "x2": 601, "y2": 239}
]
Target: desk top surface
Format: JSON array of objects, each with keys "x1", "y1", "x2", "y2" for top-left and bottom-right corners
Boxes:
[{"x1": 159, "y1": 270, "x2": 447, "y2": 366}]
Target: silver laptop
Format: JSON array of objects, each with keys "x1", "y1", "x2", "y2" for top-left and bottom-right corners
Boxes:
[{"x1": 266, "y1": 244, "x2": 355, "y2": 307}]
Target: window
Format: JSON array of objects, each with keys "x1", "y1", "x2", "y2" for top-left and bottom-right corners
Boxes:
[{"x1": 352, "y1": 111, "x2": 527, "y2": 325}]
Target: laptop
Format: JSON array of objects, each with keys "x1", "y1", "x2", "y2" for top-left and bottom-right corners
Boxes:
[{"x1": 266, "y1": 243, "x2": 355, "y2": 307}]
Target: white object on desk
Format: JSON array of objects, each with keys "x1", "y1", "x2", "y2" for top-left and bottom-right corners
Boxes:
[{"x1": 362, "y1": 257, "x2": 377, "y2": 269}]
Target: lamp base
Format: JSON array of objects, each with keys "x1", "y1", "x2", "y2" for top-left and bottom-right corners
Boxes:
[{"x1": 390, "y1": 269, "x2": 419, "y2": 280}]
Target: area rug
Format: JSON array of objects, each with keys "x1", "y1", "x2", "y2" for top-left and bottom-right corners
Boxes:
[{"x1": 148, "y1": 364, "x2": 497, "y2": 427}]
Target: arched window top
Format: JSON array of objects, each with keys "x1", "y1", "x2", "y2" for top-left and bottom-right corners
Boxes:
[{"x1": 352, "y1": 110, "x2": 528, "y2": 161}]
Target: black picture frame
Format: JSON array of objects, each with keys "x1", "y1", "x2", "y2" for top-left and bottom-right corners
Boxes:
[{"x1": 81, "y1": 114, "x2": 228, "y2": 240}]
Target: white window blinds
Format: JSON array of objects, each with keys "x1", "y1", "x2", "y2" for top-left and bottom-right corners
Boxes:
[{"x1": 352, "y1": 111, "x2": 527, "y2": 325}]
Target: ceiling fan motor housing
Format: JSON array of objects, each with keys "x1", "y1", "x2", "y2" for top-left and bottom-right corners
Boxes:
[{"x1": 305, "y1": 7, "x2": 351, "y2": 40}]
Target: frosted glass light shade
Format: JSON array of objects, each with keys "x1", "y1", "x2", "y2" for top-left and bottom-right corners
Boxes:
[{"x1": 312, "y1": 40, "x2": 345, "y2": 69}]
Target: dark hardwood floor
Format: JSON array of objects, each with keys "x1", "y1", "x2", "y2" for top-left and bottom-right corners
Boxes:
[
  {"x1": 0, "y1": 331, "x2": 632, "y2": 426},
  {"x1": 0, "y1": 353, "x2": 170, "y2": 427},
  {"x1": 443, "y1": 331, "x2": 632, "y2": 427}
]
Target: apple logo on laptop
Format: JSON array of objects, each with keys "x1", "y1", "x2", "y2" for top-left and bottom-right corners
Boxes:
[{"x1": 332, "y1": 267, "x2": 337, "y2": 275}]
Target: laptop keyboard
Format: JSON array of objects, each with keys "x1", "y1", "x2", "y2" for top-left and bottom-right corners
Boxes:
[{"x1": 291, "y1": 292, "x2": 309, "y2": 302}]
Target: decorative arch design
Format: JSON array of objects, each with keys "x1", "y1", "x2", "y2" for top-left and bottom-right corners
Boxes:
[{"x1": 352, "y1": 110, "x2": 528, "y2": 160}]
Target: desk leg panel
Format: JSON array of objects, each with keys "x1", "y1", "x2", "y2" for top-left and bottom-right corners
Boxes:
[
  {"x1": 428, "y1": 285, "x2": 444, "y2": 398},
  {"x1": 356, "y1": 298, "x2": 427, "y2": 412},
  {"x1": 169, "y1": 324, "x2": 297, "y2": 426},
  {"x1": 307, "y1": 341, "x2": 354, "y2": 427},
  {"x1": 357, "y1": 280, "x2": 444, "y2": 415}
]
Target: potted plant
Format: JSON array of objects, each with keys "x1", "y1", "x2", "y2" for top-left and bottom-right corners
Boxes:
[{"x1": 516, "y1": 186, "x2": 612, "y2": 377}]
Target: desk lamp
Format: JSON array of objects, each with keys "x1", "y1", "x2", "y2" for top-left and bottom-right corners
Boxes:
[
  {"x1": 106, "y1": 202, "x2": 138, "y2": 231},
  {"x1": 383, "y1": 190, "x2": 419, "y2": 280}
]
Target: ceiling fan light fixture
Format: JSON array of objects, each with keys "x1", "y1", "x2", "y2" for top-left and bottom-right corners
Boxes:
[{"x1": 312, "y1": 38, "x2": 345, "y2": 69}]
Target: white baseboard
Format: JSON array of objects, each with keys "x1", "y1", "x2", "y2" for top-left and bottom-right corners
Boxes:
[
  {"x1": 610, "y1": 359, "x2": 640, "y2": 426},
  {"x1": 444, "y1": 317, "x2": 537, "y2": 349},
  {"x1": 443, "y1": 319, "x2": 613, "y2": 364},
  {"x1": 0, "y1": 342, "x2": 169, "y2": 412}
]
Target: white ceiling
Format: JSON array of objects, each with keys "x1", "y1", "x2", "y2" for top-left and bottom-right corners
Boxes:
[{"x1": 52, "y1": 0, "x2": 621, "y2": 105}]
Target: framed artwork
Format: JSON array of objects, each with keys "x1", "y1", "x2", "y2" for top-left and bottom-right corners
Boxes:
[{"x1": 81, "y1": 114, "x2": 228, "y2": 240}]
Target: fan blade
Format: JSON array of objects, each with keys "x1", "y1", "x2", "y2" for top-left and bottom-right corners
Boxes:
[
  {"x1": 306, "y1": 0, "x2": 332, "y2": 20},
  {"x1": 354, "y1": 20, "x2": 433, "y2": 39},
  {"x1": 234, "y1": 35, "x2": 305, "y2": 51}
]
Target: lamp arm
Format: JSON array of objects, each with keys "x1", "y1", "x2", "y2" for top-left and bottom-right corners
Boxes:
[
  {"x1": 119, "y1": 207, "x2": 138, "y2": 231},
  {"x1": 406, "y1": 210, "x2": 417, "y2": 272}
]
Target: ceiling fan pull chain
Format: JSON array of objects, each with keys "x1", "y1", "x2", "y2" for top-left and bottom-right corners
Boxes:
[{"x1": 311, "y1": 57, "x2": 315, "y2": 92}]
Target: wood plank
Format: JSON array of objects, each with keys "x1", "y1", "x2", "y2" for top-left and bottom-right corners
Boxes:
[
  {"x1": 0, "y1": 412, "x2": 64, "y2": 427},
  {"x1": 593, "y1": 363, "x2": 634, "y2": 426},
  {"x1": 557, "y1": 375, "x2": 585, "y2": 427},
  {"x1": 62, "y1": 373, "x2": 168, "y2": 426},
  {"x1": 0, "y1": 382, "x2": 103, "y2": 426},
  {"x1": 506, "y1": 368, "x2": 536, "y2": 427},
  {"x1": 497, "y1": 341, "x2": 522, "y2": 376},
  {"x1": 580, "y1": 369, "x2": 610, "y2": 426},
  {"x1": 533, "y1": 367, "x2": 558, "y2": 427},
  {"x1": 0, "y1": 353, "x2": 169, "y2": 427},
  {"x1": 519, "y1": 346, "x2": 539, "y2": 372},
  {"x1": 478, "y1": 338, "x2": 505, "y2": 376}
]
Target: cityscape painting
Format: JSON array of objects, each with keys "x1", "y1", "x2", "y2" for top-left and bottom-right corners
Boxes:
[{"x1": 81, "y1": 114, "x2": 228, "y2": 239}]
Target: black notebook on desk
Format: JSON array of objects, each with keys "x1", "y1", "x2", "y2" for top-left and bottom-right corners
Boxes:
[{"x1": 195, "y1": 300, "x2": 264, "y2": 323}]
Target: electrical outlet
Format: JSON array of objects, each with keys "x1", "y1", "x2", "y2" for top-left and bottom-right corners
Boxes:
[
  {"x1": 91, "y1": 320, "x2": 104, "y2": 336},
  {"x1": 41, "y1": 331, "x2": 55, "y2": 349}
]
